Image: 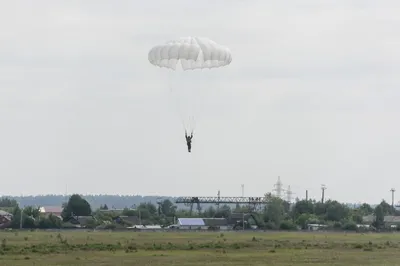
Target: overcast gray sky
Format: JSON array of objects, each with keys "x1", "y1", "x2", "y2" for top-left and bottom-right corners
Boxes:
[{"x1": 0, "y1": 0, "x2": 399, "y2": 204}]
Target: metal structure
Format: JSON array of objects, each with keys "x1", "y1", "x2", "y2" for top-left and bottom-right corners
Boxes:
[
  {"x1": 216, "y1": 190, "x2": 221, "y2": 211},
  {"x1": 156, "y1": 197, "x2": 163, "y2": 216},
  {"x1": 321, "y1": 184, "x2": 327, "y2": 203},
  {"x1": 175, "y1": 196, "x2": 266, "y2": 215},
  {"x1": 286, "y1": 185, "x2": 294, "y2": 203},
  {"x1": 273, "y1": 176, "x2": 283, "y2": 198},
  {"x1": 390, "y1": 188, "x2": 396, "y2": 212}
]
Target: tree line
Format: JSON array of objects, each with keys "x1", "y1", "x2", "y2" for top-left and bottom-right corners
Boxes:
[
  {"x1": 0, "y1": 194, "x2": 397, "y2": 231},
  {"x1": 2, "y1": 195, "x2": 175, "y2": 209}
]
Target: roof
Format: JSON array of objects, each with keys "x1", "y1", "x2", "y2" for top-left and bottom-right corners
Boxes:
[
  {"x1": 203, "y1": 218, "x2": 228, "y2": 226},
  {"x1": 40, "y1": 206, "x2": 63, "y2": 213},
  {"x1": 362, "y1": 215, "x2": 374, "y2": 223},
  {"x1": 384, "y1": 216, "x2": 400, "y2": 223},
  {"x1": 0, "y1": 210, "x2": 12, "y2": 217},
  {"x1": 68, "y1": 216, "x2": 96, "y2": 225},
  {"x1": 127, "y1": 225, "x2": 162, "y2": 229},
  {"x1": 115, "y1": 216, "x2": 139, "y2": 225},
  {"x1": 145, "y1": 225, "x2": 162, "y2": 229},
  {"x1": 178, "y1": 218, "x2": 205, "y2": 226},
  {"x1": 230, "y1": 213, "x2": 250, "y2": 219},
  {"x1": 227, "y1": 213, "x2": 250, "y2": 224},
  {"x1": 362, "y1": 215, "x2": 400, "y2": 223},
  {"x1": 307, "y1": 224, "x2": 327, "y2": 227},
  {"x1": 77, "y1": 216, "x2": 96, "y2": 224}
]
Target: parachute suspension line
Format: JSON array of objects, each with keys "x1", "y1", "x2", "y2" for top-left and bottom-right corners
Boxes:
[
  {"x1": 185, "y1": 78, "x2": 196, "y2": 135},
  {"x1": 167, "y1": 70, "x2": 190, "y2": 133},
  {"x1": 188, "y1": 115, "x2": 196, "y2": 134},
  {"x1": 167, "y1": 71, "x2": 174, "y2": 93}
]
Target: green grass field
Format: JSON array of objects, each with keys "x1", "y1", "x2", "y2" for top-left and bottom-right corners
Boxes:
[{"x1": 0, "y1": 230, "x2": 400, "y2": 265}]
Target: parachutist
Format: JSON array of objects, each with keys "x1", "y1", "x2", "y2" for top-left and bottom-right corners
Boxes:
[
  {"x1": 185, "y1": 130, "x2": 193, "y2": 153},
  {"x1": 148, "y1": 37, "x2": 232, "y2": 141}
]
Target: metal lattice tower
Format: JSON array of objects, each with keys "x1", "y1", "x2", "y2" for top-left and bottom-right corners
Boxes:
[
  {"x1": 286, "y1": 185, "x2": 294, "y2": 203},
  {"x1": 273, "y1": 176, "x2": 283, "y2": 198}
]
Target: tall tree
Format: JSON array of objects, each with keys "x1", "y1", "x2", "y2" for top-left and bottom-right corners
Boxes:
[
  {"x1": 99, "y1": 204, "x2": 109, "y2": 210},
  {"x1": 359, "y1": 203, "x2": 373, "y2": 215},
  {"x1": 324, "y1": 200, "x2": 349, "y2": 222},
  {"x1": 373, "y1": 205, "x2": 385, "y2": 229},
  {"x1": 263, "y1": 196, "x2": 285, "y2": 227},
  {"x1": 62, "y1": 194, "x2": 92, "y2": 220},
  {"x1": 160, "y1": 199, "x2": 177, "y2": 217},
  {"x1": 215, "y1": 205, "x2": 231, "y2": 218},
  {"x1": 203, "y1": 206, "x2": 216, "y2": 218},
  {"x1": 377, "y1": 200, "x2": 393, "y2": 215},
  {"x1": 23, "y1": 206, "x2": 41, "y2": 218},
  {"x1": 292, "y1": 199, "x2": 314, "y2": 219}
]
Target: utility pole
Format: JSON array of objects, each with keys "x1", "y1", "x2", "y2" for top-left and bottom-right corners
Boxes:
[
  {"x1": 390, "y1": 188, "x2": 396, "y2": 212},
  {"x1": 64, "y1": 184, "x2": 68, "y2": 206},
  {"x1": 241, "y1": 184, "x2": 244, "y2": 197},
  {"x1": 20, "y1": 207, "x2": 23, "y2": 229},
  {"x1": 217, "y1": 190, "x2": 220, "y2": 211},
  {"x1": 306, "y1": 190, "x2": 308, "y2": 201},
  {"x1": 242, "y1": 211, "x2": 245, "y2": 231},
  {"x1": 321, "y1": 184, "x2": 327, "y2": 203}
]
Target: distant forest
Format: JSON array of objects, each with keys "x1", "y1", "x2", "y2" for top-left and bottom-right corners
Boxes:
[
  {"x1": 1, "y1": 195, "x2": 371, "y2": 210},
  {"x1": 2, "y1": 195, "x2": 179, "y2": 209}
]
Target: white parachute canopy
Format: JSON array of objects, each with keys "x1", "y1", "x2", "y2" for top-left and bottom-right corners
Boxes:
[
  {"x1": 148, "y1": 36, "x2": 232, "y2": 71},
  {"x1": 148, "y1": 37, "x2": 232, "y2": 134}
]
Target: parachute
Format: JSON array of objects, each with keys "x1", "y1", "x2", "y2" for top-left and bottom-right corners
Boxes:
[
  {"x1": 148, "y1": 37, "x2": 232, "y2": 135},
  {"x1": 148, "y1": 36, "x2": 232, "y2": 70}
]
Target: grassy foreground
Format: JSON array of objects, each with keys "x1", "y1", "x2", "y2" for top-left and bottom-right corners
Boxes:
[{"x1": 0, "y1": 231, "x2": 400, "y2": 265}]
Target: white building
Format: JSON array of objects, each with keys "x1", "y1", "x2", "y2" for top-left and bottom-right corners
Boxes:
[{"x1": 177, "y1": 218, "x2": 208, "y2": 230}]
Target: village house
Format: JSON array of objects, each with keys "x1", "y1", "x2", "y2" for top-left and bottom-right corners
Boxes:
[
  {"x1": 39, "y1": 206, "x2": 63, "y2": 217},
  {"x1": 0, "y1": 210, "x2": 13, "y2": 228}
]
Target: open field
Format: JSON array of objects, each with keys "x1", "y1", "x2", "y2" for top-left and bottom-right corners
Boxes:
[{"x1": 1, "y1": 231, "x2": 400, "y2": 265}]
